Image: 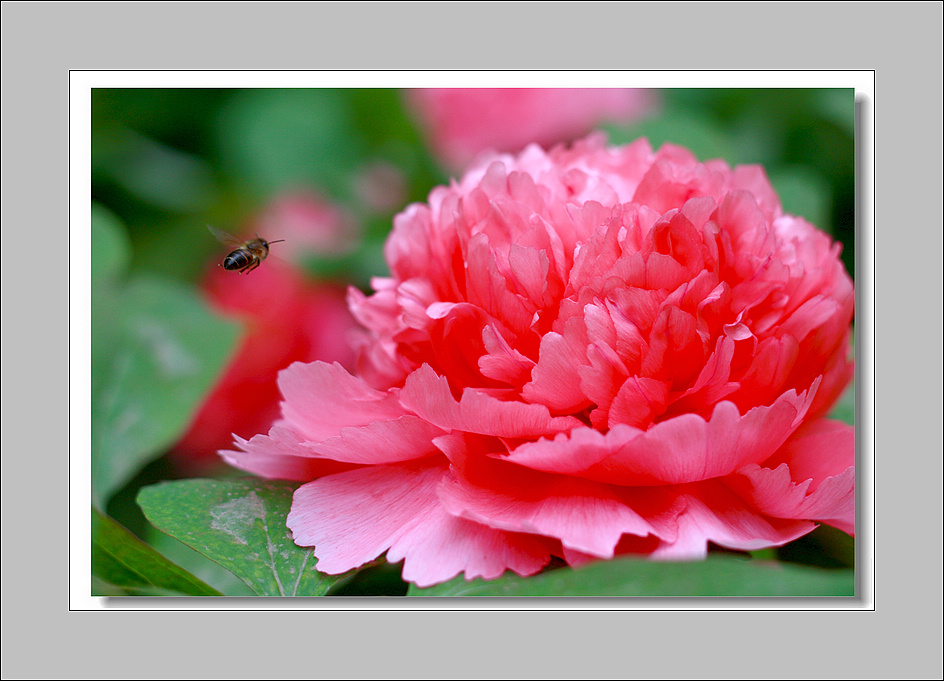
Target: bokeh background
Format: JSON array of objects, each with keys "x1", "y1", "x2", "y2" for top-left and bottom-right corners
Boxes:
[{"x1": 91, "y1": 87, "x2": 856, "y2": 596}]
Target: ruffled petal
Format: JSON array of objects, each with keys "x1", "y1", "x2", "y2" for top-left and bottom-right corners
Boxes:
[
  {"x1": 478, "y1": 324, "x2": 535, "y2": 387},
  {"x1": 300, "y1": 417, "x2": 447, "y2": 464},
  {"x1": 220, "y1": 430, "x2": 358, "y2": 481},
  {"x1": 724, "y1": 419, "x2": 855, "y2": 535},
  {"x1": 398, "y1": 364, "x2": 582, "y2": 438},
  {"x1": 287, "y1": 459, "x2": 550, "y2": 586},
  {"x1": 763, "y1": 418, "x2": 855, "y2": 488},
  {"x1": 506, "y1": 388, "x2": 813, "y2": 485},
  {"x1": 649, "y1": 481, "x2": 815, "y2": 559},
  {"x1": 521, "y1": 329, "x2": 593, "y2": 412},
  {"x1": 278, "y1": 361, "x2": 408, "y2": 441},
  {"x1": 437, "y1": 438, "x2": 681, "y2": 558},
  {"x1": 224, "y1": 414, "x2": 445, "y2": 471}
]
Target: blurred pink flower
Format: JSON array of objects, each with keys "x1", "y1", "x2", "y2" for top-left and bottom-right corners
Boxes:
[
  {"x1": 352, "y1": 161, "x2": 410, "y2": 214},
  {"x1": 173, "y1": 259, "x2": 358, "y2": 469},
  {"x1": 253, "y1": 191, "x2": 360, "y2": 260},
  {"x1": 408, "y1": 88, "x2": 658, "y2": 170},
  {"x1": 223, "y1": 135, "x2": 854, "y2": 587},
  {"x1": 173, "y1": 194, "x2": 361, "y2": 469}
]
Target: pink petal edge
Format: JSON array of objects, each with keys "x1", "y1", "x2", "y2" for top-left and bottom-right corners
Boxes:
[{"x1": 286, "y1": 459, "x2": 550, "y2": 586}]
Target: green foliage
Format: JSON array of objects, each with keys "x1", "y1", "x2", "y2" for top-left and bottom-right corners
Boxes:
[
  {"x1": 829, "y1": 377, "x2": 856, "y2": 426},
  {"x1": 93, "y1": 127, "x2": 216, "y2": 213},
  {"x1": 214, "y1": 88, "x2": 445, "y2": 207},
  {"x1": 216, "y1": 89, "x2": 364, "y2": 202},
  {"x1": 137, "y1": 479, "x2": 351, "y2": 596},
  {"x1": 767, "y1": 166, "x2": 832, "y2": 235},
  {"x1": 778, "y1": 525, "x2": 855, "y2": 570},
  {"x1": 408, "y1": 554, "x2": 854, "y2": 597},
  {"x1": 91, "y1": 205, "x2": 240, "y2": 506},
  {"x1": 91, "y1": 507, "x2": 221, "y2": 596},
  {"x1": 142, "y1": 528, "x2": 257, "y2": 597}
]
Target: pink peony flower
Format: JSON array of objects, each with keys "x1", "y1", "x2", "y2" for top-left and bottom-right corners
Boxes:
[
  {"x1": 408, "y1": 88, "x2": 658, "y2": 171},
  {"x1": 222, "y1": 135, "x2": 855, "y2": 587}
]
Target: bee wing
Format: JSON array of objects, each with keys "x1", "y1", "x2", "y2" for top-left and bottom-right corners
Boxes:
[{"x1": 208, "y1": 225, "x2": 246, "y2": 248}]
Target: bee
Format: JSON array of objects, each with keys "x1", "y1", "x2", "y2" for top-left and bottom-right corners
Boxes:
[{"x1": 209, "y1": 226, "x2": 284, "y2": 274}]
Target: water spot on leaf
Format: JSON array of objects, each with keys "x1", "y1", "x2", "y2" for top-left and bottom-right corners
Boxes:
[{"x1": 210, "y1": 491, "x2": 266, "y2": 546}]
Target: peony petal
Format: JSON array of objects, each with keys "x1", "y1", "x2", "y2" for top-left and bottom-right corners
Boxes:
[
  {"x1": 730, "y1": 164, "x2": 782, "y2": 222},
  {"x1": 289, "y1": 460, "x2": 448, "y2": 574},
  {"x1": 640, "y1": 305, "x2": 703, "y2": 384},
  {"x1": 507, "y1": 389, "x2": 812, "y2": 486},
  {"x1": 464, "y1": 232, "x2": 536, "y2": 336},
  {"x1": 521, "y1": 327, "x2": 593, "y2": 412},
  {"x1": 478, "y1": 324, "x2": 535, "y2": 387},
  {"x1": 662, "y1": 336, "x2": 741, "y2": 419},
  {"x1": 220, "y1": 431, "x2": 358, "y2": 481},
  {"x1": 399, "y1": 364, "x2": 582, "y2": 438},
  {"x1": 725, "y1": 463, "x2": 855, "y2": 536},
  {"x1": 763, "y1": 418, "x2": 855, "y2": 488},
  {"x1": 777, "y1": 295, "x2": 842, "y2": 345},
  {"x1": 421, "y1": 301, "x2": 501, "y2": 389},
  {"x1": 568, "y1": 221, "x2": 623, "y2": 294},
  {"x1": 304, "y1": 416, "x2": 447, "y2": 464},
  {"x1": 278, "y1": 361, "x2": 408, "y2": 441},
  {"x1": 580, "y1": 342, "x2": 630, "y2": 427},
  {"x1": 228, "y1": 419, "x2": 442, "y2": 467},
  {"x1": 723, "y1": 419, "x2": 855, "y2": 535},
  {"x1": 389, "y1": 511, "x2": 552, "y2": 588},
  {"x1": 507, "y1": 243, "x2": 551, "y2": 305},
  {"x1": 438, "y1": 442, "x2": 681, "y2": 558},
  {"x1": 287, "y1": 459, "x2": 549, "y2": 586},
  {"x1": 649, "y1": 481, "x2": 815, "y2": 559},
  {"x1": 608, "y1": 375, "x2": 670, "y2": 428}
]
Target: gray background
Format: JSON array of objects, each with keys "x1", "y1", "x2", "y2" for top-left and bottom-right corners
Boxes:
[{"x1": 2, "y1": 1, "x2": 941, "y2": 679}]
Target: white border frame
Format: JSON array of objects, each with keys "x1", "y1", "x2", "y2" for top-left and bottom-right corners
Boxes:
[{"x1": 70, "y1": 70, "x2": 875, "y2": 612}]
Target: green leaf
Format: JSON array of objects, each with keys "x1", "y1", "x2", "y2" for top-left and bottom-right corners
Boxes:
[
  {"x1": 408, "y1": 554, "x2": 854, "y2": 597},
  {"x1": 778, "y1": 525, "x2": 855, "y2": 570},
  {"x1": 143, "y1": 527, "x2": 257, "y2": 597},
  {"x1": 91, "y1": 206, "x2": 240, "y2": 506},
  {"x1": 91, "y1": 507, "x2": 221, "y2": 596},
  {"x1": 91, "y1": 204, "x2": 132, "y2": 288},
  {"x1": 137, "y1": 479, "x2": 349, "y2": 596},
  {"x1": 93, "y1": 128, "x2": 216, "y2": 213},
  {"x1": 828, "y1": 377, "x2": 855, "y2": 426}
]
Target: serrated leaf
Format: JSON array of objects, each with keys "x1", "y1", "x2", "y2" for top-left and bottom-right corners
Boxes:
[
  {"x1": 407, "y1": 554, "x2": 854, "y2": 597},
  {"x1": 137, "y1": 479, "x2": 349, "y2": 596},
  {"x1": 91, "y1": 206, "x2": 240, "y2": 506},
  {"x1": 91, "y1": 507, "x2": 221, "y2": 596}
]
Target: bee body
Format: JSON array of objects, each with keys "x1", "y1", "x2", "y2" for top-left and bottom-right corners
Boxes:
[{"x1": 209, "y1": 227, "x2": 284, "y2": 274}]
